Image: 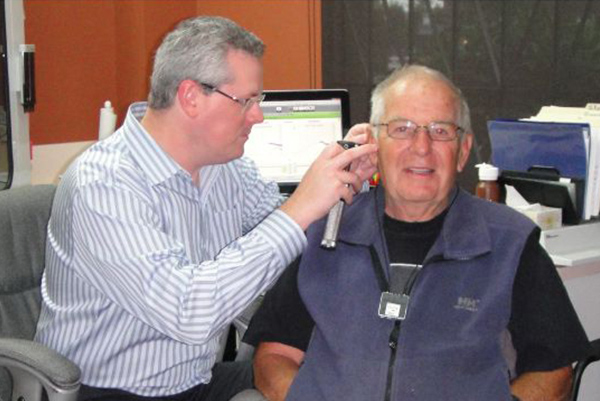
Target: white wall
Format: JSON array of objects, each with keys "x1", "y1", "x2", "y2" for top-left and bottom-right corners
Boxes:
[{"x1": 31, "y1": 141, "x2": 94, "y2": 184}]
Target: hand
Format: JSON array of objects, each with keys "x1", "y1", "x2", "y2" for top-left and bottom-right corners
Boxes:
[
  {"x1": 510, "y1": 366, "x2": 572, "y2": 401},
  {"x1": 254, "y1": 342, "x2": 305, "y2": 401},
  {"x1": 280, "y1": 140, "x2": 378, "y2": 230},
  {"x1": 344, "y1": 124, "x2": 378, "y2": 192}
]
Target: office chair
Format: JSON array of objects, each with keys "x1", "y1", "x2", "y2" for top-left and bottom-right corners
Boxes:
[
  {"x1": 571, "y1": 338, "x2": 600, "y2": 401},
  {"x1": 232, "y1": 296, "x2": 263, "y2": 363},
  {"x1": 0, "y1": 185, "x2": 81, "y2": 401}
]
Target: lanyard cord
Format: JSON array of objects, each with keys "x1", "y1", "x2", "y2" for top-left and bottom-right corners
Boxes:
[
  {"x1": 368, "y1": 185, "x2": 461, "y2": 295},
  {"x1": 368, "y1": 245, "x2": 422, "y2": 295},
  {"x1": 370, "y1": 187, "x2": 422, "y2": 295},
  {"x1": 368, "y1": 245, "x2": 389, "y2": 292}
]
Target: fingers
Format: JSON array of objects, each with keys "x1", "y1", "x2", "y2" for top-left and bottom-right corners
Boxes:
[
  {"x1": 343, "y1": 126, "x2": 379, "y2": 182},
  {"x1": 348, "y1": 151, "x2": 378, "y2": 181},
  {"x1": 280, "y1": 138, "x2": 377, "y2": 231},
  {"x1": 332, "y1": 142, "x2": 378, "y2": 171},
  {"x1": 345, "y1": 123, "x2": 373, "y2": 145},
  {"x1": 349, "y1": 177, "x2": 367, "y2": 195},
  {"x1": 325, "y1": 140, "x2": 377, "y2": 196},
  {"x1": 338, "y1": 170, "x2": 363, "y2": 202},
  {"x1": 339, "y1": 185, "x2": 355, "y2": 205}
]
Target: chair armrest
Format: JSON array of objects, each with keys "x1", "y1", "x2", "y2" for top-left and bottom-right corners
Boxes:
[
  {"x1": 0, "y1": 338, "x2": 80, "y2": 401},
  {"x1": 229, "y1": 389, "x2": 268, "y2": 401},
  {"x1": 235, "y1": 342, "x2": 256, "y2": 362},
  {"x1": 587, "y1": 338, "x2": 600, "y2": 363},
  {"x1": 571, "y1": 338, "x2": 600, "y2": 401}
]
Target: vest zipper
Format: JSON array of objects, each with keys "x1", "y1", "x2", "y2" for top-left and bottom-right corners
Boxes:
[{"x1": 384, "y1": 320, "x2": 401, "y2": 401}]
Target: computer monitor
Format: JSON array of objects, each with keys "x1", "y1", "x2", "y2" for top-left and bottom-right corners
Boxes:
[{"x1": 243, "y1": 89, "x2": 350, "y2": 193}]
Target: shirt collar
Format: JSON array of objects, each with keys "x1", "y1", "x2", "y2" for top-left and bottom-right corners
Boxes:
[{"x1": 122, "y1": 102, "x2": 186, "y2": 186}]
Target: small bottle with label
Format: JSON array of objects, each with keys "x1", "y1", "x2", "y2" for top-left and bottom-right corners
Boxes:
[{"x1": 475, "y1": 163, "x2": 501, "y2": 202}]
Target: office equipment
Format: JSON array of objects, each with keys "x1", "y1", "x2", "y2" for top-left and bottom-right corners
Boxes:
[
  {"x1": 243, "y1": 89, "x2": 349, "y2": 194},
  {"x1": 489, "y1": 119, "x2": 591, "y2": 220},
  {"x1": 539, "y1": 221, "x2": 600, "y2": 266}
]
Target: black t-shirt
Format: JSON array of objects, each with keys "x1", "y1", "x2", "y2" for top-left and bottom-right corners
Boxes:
[{"x1": 244, "y1": 213, "x2": 590, "y2": 375}]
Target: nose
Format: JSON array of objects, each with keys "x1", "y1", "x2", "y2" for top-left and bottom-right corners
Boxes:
[
  {"x1": 246, "y1": 101, "x2": 264, "y2": 124},
  {"x1": 410, "y1": 127, "x2": 433, "y2": 155}
]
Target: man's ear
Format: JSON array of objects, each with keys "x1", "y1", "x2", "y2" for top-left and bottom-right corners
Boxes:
[
  {"x1": 456, "y1": 133, "x2": 473, "y2": 173},
  {"x1": 368, "y1": 128, "x2": 379, "y2": 167},
  {"x1": 176, "y1": 80, "x2": 202, "y2": 118}
]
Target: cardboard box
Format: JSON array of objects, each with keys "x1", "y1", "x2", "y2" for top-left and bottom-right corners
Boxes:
[{"x1": 513, "y1": 204, "x2": 562, "y2": 231}]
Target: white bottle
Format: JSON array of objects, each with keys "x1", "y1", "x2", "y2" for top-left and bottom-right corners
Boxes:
[{"x1": 98, "y1": 100, "x2": 117, "y2": 141}]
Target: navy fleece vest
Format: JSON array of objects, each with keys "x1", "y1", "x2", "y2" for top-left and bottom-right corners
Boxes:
[{"x1": 290, "y1": 187, "x2": 536, "y2": 401}]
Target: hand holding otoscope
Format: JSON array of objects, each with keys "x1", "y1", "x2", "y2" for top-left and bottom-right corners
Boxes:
[
  {"x1": 278, "y1": 126, "x2": 377, "y2": 236},
  {"x1": 321, "y1": 140, "x2": 359, "y2": 249}
]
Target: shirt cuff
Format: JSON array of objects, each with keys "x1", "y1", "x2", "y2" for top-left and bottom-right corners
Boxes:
[{"x1": 254, "y1": 209, "x2": 307, "y2": 268}]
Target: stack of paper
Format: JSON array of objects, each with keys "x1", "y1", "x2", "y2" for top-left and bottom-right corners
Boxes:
[{"x1": 540, "y1": 221, "x2": 600, "y2": 266}]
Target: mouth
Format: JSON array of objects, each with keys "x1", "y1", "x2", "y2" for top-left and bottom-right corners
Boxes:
[{"x1": 407, "y1": 167, "x2": 434, "y2": 175}]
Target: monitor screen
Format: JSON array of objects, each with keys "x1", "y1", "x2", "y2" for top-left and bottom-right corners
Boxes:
[{"x1": 243, "y1": 89, "x2": 350, "y2": 189}]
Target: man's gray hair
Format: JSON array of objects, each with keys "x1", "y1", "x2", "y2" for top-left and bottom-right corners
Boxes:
[
  {"x1": 148, "y1": 16, "x2": 265, "y2": 109},
  {"x1": 370, "y1": 65, "x2": 472, "y2": 137}
]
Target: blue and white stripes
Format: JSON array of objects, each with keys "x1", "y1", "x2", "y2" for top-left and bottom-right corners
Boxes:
[{"x1": 35, "y1": 102, "x2": 306, "y2": 396}]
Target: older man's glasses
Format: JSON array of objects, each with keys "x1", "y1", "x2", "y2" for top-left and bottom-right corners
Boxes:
[
  {"x1": 375, "y1": 118, "x2": 463, "y2": 142},
  {"x1": 200, "y1": 83, "x2": 265, "y2": 112}
]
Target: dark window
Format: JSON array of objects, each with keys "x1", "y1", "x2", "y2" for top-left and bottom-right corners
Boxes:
[{"x1": 322, "y1": 0, "x2": 600, "y2": 191}]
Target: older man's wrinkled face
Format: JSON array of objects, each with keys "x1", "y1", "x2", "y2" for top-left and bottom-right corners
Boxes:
[{"x1": 376, "y1": 77, "x2": 472, "y2": 222}]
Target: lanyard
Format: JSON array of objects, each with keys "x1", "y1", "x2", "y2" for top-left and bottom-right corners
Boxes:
[
  {"x1": 369, "y1": 245, "x2": 421, "y2": 320},
  {"x1": 368, "y1": 245, "x2": 421, "y2": 296}
]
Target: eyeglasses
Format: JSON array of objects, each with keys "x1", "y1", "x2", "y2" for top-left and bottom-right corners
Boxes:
[
  {"x1": 199, "y1": 83, "x2": 265, "y2": 112},
  {"x1": 374, "y1": 118, "x2": 464, "y2": 142}
]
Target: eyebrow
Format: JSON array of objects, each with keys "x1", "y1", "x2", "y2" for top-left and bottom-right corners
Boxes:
[{"x1": 387, "y1": 116, "x2": 457, "y2": 125}]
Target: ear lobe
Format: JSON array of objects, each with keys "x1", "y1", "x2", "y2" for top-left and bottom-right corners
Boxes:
[{"x1": 456, "y1": 133, "x2": 473, "y2": 172}]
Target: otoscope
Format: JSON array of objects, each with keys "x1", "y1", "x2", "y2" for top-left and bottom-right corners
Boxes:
[{"x1": 320, "y1": 140, "x2": 359, "y2": 249}]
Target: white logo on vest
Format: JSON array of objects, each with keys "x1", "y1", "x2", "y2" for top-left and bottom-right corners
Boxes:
[{"x1": 454, "y1": 296, "x2": 480, "y2": 312}]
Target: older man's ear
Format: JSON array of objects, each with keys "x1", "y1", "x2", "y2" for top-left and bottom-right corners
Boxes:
[
  {"x1": 366, "y1": 126, "x2": 379, "y2": 168},
  {"x1": 457, "y1": 132, "x2": 473, "y2": 173},
  {"x1": 343, "y1": 123, "x2": 379, "y2": 183}
]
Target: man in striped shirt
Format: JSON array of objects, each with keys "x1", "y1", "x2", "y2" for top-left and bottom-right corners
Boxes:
[{"x1": 34, "y1": 16, "x2": 376, "y2": 401}]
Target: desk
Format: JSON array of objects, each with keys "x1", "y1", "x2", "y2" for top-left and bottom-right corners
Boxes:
[{"x1": 558, "y1": 261, "x2": 600, "y2": 401}]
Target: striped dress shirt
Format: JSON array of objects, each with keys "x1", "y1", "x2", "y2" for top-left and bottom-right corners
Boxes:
[{"x1": 35, "y1": 102, "x2": 306, "y2": 396}]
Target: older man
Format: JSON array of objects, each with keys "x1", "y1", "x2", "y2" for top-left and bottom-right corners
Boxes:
[
  {"x1": 244, "y1": 65, "x2": 590, "y2": 401},
  {"x1": 34, "y1": 16, "x2": 376, "y2": 401}
]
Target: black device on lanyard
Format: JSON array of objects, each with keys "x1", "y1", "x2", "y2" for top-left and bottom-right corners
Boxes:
[{"x1": 369, "y1": 246, "x2": 421, "y2": 320}]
